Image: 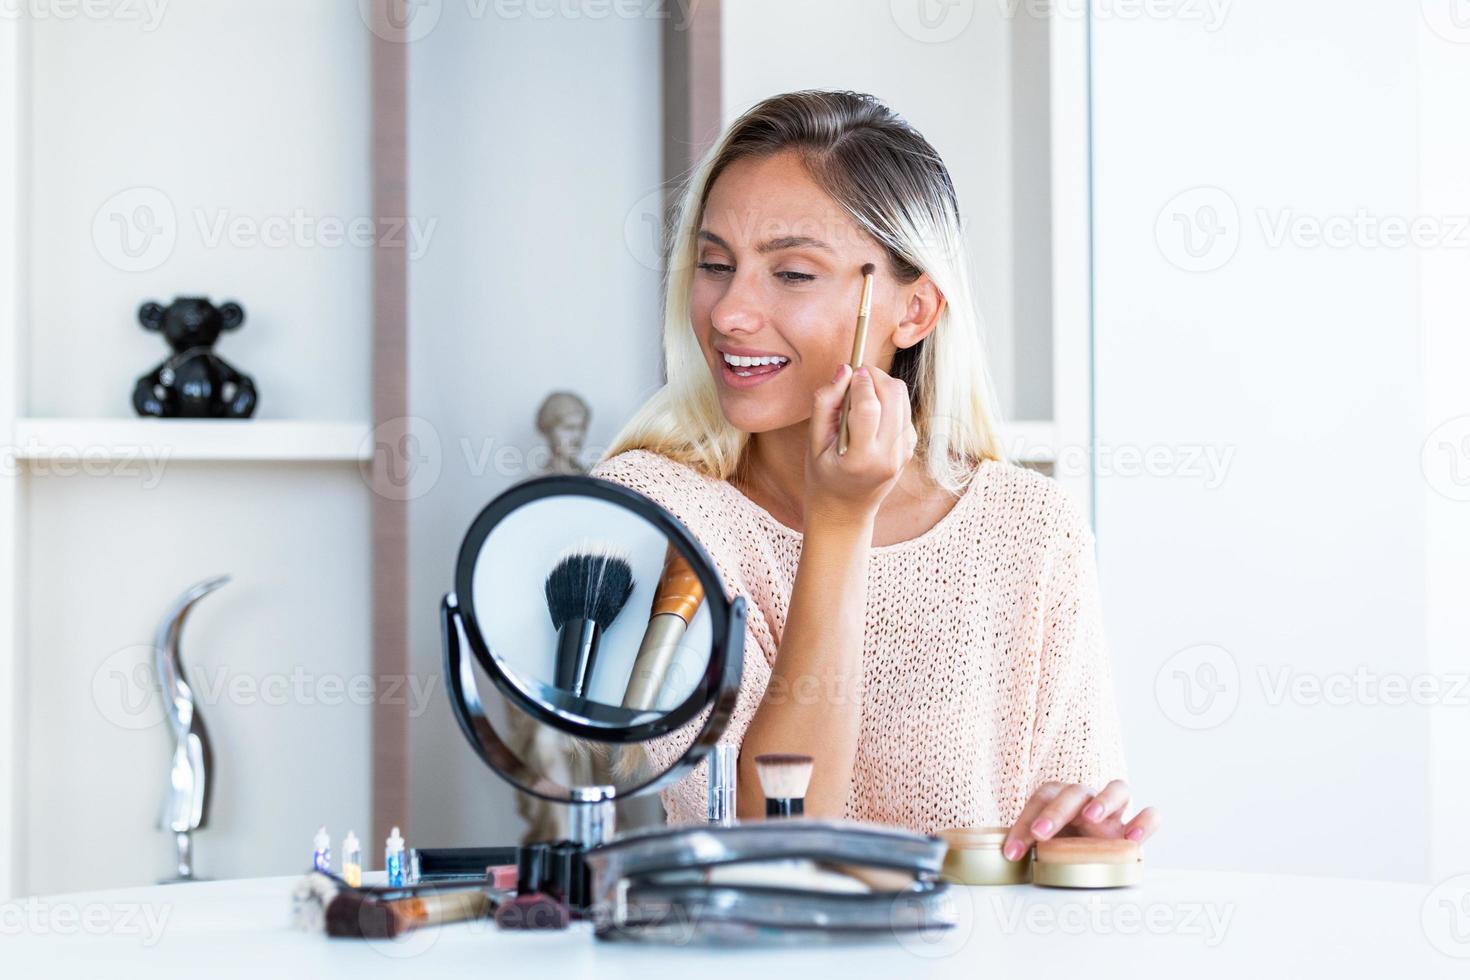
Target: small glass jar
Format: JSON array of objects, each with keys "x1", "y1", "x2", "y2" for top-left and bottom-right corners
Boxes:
[{"x1": 939, "y1": 827, "x2": 1032, "y2": 885}]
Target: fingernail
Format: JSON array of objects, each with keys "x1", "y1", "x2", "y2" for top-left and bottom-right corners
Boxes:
[
  {"x1": 1031, "y1": 818, "x2": 1053, "y2": 837},
  {"x1": 1084, "y1": 803, "x2": 1104, "y2": 822},
  {"x1": 856, "y1": 366, "x2": 869, "y2": 377},
  {"x1": 1125, "y1": 828, "x2": 1144, "y2": 842},
  {"x1": 1003, "y1": 841, "x2": 1023, "y2": 861},
  {"x1": 832, "y1": 364, "x2": 847, "y2": 382}
]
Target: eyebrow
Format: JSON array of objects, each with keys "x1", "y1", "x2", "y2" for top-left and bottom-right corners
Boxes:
[{"x1": 697, "y1": 229, "x2": 833, "y2": 254}]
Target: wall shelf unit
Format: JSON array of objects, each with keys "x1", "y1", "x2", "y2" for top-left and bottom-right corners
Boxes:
[
  {"x1": 12, "y1": 419, "x2": 373, "y2": 464},
  {"x1": 0, "y1": 6, "x2": 384, "y2": 898}
]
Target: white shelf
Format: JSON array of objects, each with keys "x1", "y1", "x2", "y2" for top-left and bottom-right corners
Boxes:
[{"x1": 11, "y1": 418, "x2": 373, "y2": 463}]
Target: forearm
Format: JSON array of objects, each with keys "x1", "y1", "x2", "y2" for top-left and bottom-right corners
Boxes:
[{"x1": 737, "y1": 516, "x2": 871, "y2": 819}]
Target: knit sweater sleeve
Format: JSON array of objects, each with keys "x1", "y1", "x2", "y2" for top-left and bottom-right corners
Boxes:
[{"x1": 1027, "y1": 494, "x2": 1129, "y2": 796}]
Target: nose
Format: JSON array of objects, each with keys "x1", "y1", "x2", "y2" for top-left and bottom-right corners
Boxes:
[{"x1": 708, "y1": 272, "x2": 765, "y2": 336}]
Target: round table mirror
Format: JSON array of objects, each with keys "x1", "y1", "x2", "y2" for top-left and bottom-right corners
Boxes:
[{"x1": 440, "y1": 475, "x2": 746, "y2": 808}]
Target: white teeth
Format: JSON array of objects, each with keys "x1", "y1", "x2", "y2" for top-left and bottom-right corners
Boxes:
[{"x1": 721, "y1": 352, "x2": 789, "y2": 368}]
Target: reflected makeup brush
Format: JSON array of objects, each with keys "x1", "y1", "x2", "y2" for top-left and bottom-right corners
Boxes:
[
  {"x1": 545, "y1": 545, "x2": 636, "y2": 697},
  {"x1": 836, "y1": 262, "x2": 877, "y2": 456},
  {"x1": 754, "y1": 753, "x2": 814, "y2": 818},
  {"x1": 621, "y1": 544, "x2": 706, "y2": 711}
]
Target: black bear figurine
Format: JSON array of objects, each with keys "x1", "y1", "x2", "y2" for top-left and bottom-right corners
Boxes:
[{"x1": 132, "y1": 297, "x2": 257, "y2": 418}]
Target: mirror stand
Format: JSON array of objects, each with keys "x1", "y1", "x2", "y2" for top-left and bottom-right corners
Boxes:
[{"x1": 567, "y1": 790, "x2": 616, "y2": 849}]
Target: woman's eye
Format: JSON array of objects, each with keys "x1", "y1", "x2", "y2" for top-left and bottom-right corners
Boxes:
[
  {"x1": 776, "y1": 271, "x2": 816, "y2": 283},
  {"x1": 697, "y1": 262, "x2": 734, "y2": 276}
]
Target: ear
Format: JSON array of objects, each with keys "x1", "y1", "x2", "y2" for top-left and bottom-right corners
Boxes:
[
  {"x1": 138, "y1": 301, "x2": 166, "y2": 331},
  {"x1": 218, "y1": 302, "x2": 245, "y2": 330},
  {"x1": 891, "y1": 276, "x2": 945, "y2": 351}
]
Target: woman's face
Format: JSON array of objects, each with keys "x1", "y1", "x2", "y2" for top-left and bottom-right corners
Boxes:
[{"x1": 689, "y1": 151, "x2": 928, "y2": 434}]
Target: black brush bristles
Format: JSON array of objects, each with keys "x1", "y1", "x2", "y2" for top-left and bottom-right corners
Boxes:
[
  {"x1": 545, "y1": 545, "x2": 636, "y2": 696},
  {"x1": 544, "y1": 546, "x2": 635, "y2": 630}
]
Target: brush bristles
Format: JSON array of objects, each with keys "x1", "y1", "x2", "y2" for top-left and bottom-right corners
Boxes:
[
  {"x1": 861, "y1": 263, "x2": 875, "y2": 277},
  {"x1": 755, "y1": 753, "x2": 814, "y2": 803},
  {"x1": 325, "y1": 892, "x2": 398, "y2": 939},
  {"x1": 544, "y1": 545, "x2": 636, "y2": 630}
]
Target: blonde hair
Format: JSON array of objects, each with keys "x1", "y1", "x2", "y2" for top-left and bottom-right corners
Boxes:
[{"x1": 602, "y1": 90, "x2": 1005, "y2": 494}]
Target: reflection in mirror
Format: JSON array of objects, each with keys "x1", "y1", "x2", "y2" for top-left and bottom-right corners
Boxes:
[
  {"x1": 472, "y1": 671, "x2": 685, "y2": 841},
  {"x1": 469, "y1": 494, "x2": 715, "y2": 732}
]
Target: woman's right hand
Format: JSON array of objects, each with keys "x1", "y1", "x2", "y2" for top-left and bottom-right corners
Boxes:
[{"x1": 805, "y1": 362, "x2": 918, "y2": 529}]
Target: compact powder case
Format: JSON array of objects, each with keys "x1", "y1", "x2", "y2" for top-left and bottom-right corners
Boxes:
[
  {"x1": 1030, "y1": 837, "x2": 1143, "y2": 888},
  {"x1": 939, "y1": 827, "x2": 1032, "y2": 885}
]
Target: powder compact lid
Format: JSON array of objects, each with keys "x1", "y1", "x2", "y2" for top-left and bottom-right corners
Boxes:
[
  {"x1": 939, "y1": 827, "x2": 1009, "y2": 849},
  {"x1": 938, "y1": 826, "x2": 1031, "y2": 886},
  {"x1": 1032, "y1": 836, "x2": 1143, "y2": 888}
]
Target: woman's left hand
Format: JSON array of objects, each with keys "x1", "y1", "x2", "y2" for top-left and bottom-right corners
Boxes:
[{"x1": 1001, "y1": 780, "x2": 1160, "y2": 861}]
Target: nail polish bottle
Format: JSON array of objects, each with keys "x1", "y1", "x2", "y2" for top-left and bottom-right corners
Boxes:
[
  {"x1": 385, "y1": 826, "x2": 406, "y2": 887},
  {"x1": 312, "y1": 826, "x2": 331, "y2": 874},
  {"x1": 341, "y1": 831, "x2": 362, "y2": 888}
]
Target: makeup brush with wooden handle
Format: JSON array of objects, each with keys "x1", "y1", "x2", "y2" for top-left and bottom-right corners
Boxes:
[
  {"x1": 836, "y1": 262, "x2": 877, "y2": 456},
  {"x1": 292, "y1": 872, "x2": 492, "y2": 940},
  {"x1": 621, "y1": 544, "x2": 705, "y2": 711}
]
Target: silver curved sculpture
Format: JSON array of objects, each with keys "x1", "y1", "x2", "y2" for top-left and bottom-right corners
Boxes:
[{"x1": 155, "y1": 575, "x2": 229, "y2": 882}]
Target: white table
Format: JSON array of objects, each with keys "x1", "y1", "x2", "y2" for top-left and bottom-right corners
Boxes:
[{"x1": 6, "y1": 868, "x2": 1467, "y2": 978}]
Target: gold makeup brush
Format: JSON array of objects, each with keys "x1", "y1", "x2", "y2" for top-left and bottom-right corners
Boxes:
[
  {"x1": 621, "y1": 544, "x2": 706, "y2": 711},
  {"x1": 836, "y1": 263, "x2": 877, "y2": 456}
]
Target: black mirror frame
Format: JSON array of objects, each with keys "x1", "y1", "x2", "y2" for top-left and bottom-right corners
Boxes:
[{"x1": 440, "y1": 474, "x2": 746, "y2": 804}]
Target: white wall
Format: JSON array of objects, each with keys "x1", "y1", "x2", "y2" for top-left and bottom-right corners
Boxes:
[
  {"x1": 10, "y1": 1, "x2": 375, "y2": 895},
  {"x1": 405, "y1": 4, "x2": 664, "y2": 848},
  {"x1": 1092, "y1": 2, "x2": 1432, "y2": 881},
  {"x1": 26, "y1": 0, "x2": 371, "y2": 422},
  {"x1": 0, "y1": 14, "x2": 25, "y2": 899},
  {"x1": 1418, "y1": 8, "x2": 1470, "y2": 884},
  {"x1": 26, "y1": 464, "x2": 370, "y2": 892}
]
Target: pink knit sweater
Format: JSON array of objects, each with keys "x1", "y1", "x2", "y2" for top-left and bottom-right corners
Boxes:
[{"x1": 588, "y1": 448, "x2": 1128, "y2": 834}]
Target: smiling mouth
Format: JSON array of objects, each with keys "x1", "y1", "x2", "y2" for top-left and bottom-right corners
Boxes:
[
  {"x1": 721, "y1": 351, "x2": 790, "y2": 377},
  {"x1": 718, "y1": 351, "x2": 791, "y2": 390}
]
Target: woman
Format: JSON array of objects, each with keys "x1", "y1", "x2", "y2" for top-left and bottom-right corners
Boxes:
[{"x1": 591, "y1": 90, "x2": 1158, "y2": 859}]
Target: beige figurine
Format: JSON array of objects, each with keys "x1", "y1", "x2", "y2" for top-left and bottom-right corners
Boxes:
[{"x1": 534, "y1": 391, "x2": 591, "y2": 476}]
